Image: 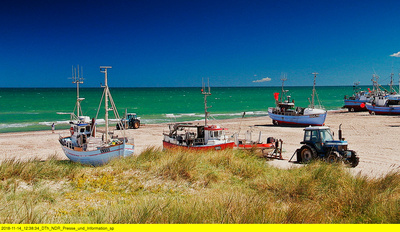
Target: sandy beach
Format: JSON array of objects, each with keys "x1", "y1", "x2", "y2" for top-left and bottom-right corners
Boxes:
[{"x1": 1, "y1": 110, "x2": 399, "y2": 178}]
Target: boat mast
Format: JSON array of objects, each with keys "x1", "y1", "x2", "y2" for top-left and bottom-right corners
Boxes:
[
  {"x1": 390, "y1": 71, "x2": 394, "y2": 94},
  {"x1": 280, "y1": 73, "x2": 287, "y2": 102},
  {"x1": 311, "y1": 72, "x2": 318, "y2": 109},
  {"x1": 71, "y1": 65, "x2": 84, "y2": 119},
  {"x1": 100, "y1": 66, "x2": 112, "y2": 142},
  {"x1": 202, "y1": 78, "x2": 212, "y2": 126}
]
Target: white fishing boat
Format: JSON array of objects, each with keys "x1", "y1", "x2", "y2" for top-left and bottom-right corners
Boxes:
[
  {"x1": 163, "y1": 80, "x2": 235, "y2": 150},
  {"x1": 268, "y1": 73, "x2": 327, "y2": 126},
  {"x1": 59, "y1": 66, "x2": 134, "y2": 166}
]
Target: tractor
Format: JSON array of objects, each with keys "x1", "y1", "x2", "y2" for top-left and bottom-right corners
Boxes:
[
  {"x1": 294, "y1": 125, "x2": 359, "y2": 167},
  {"x1": 116, "y1": 113, "x2": 140, "y2": 130}
]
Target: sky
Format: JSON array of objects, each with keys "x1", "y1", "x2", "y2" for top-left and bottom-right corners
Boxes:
[{"x1": 2, "y1": 0, "x2": 400, "y2": 87}]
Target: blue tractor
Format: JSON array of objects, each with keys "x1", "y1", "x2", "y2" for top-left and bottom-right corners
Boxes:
[
  {"x1": 295, "y1": 125, "x2": 359, "y2": 167},
  {"x1": 116, "y1": 113, "x2": 140, "y2": 130}
]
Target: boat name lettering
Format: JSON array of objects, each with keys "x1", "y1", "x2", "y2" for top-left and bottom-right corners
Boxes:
[{"x1": 100, "y1": 148, "x2": 111, "y2": 153}]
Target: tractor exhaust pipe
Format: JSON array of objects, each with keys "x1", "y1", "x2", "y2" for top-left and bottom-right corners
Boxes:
[{"x1": 338, "y1": 124, "x2": 342, "y2": 141}]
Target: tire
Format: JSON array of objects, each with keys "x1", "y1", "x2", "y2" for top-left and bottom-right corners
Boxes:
[
  {"x1": 300, "y1": 145, "x2": 318, "y2": 163},
  {"x1": 345, "y1": 150, "x2": 359, "y2": 168},
  {"x1": 273, "y1": 120, "x2": 279, "y2": 126},
  {"x1": 350, "y1": 107, "x2": 355, "y2": 112},
  {"x1": 133, "y1": 121, "x2": 140, "y2": 129},
  {"x1": 116, "y1": 123, "x2": 121, "y2": 130},
  {"x1": 326, "y1": 152, "x2": 339, "y2": 163}
]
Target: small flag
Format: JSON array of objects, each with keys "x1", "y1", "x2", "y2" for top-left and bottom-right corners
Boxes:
[{"x1": 273, "y1": 92, "x2": 279, "y2": 101}]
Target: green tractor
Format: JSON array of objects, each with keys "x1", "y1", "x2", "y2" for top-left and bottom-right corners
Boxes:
[
  {"x1": 116, "y1": 113, "x2": 140, "y2": 130},
  {"x1": 294, "y1": 125, "x2": 359, "y2": 167}
]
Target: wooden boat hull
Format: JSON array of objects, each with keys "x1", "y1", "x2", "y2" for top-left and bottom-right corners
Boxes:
[
  {"x1": 268, "y1": 112, "x2": 327, "y2": 126},
  {"x1": 365, "y1": 103, "x2": 400, "y2": 115},
  {"x1": 61, "y1": 142, "x2": 134, "y2": 166},
  {"x1": 163, "y1": 141, "x2": 235, "y2": 151}
]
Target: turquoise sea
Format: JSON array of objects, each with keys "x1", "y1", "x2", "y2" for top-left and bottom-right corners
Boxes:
[{"x1": 0, "y1": 86, "x2": 369, "y2": 133}]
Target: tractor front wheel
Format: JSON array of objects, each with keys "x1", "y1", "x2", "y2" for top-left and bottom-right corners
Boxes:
[
  {"x1": 299, "y1": 145, "x2": 317, "y2": 163},
  {"x1": 326, "y1": 153, "x2": 339, "y2": 163},
  {"x1": 345, "y1": 150, "x2": 359, "y2": 168}
]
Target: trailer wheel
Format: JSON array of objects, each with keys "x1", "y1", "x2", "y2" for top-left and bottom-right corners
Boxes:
[
  {"x1": 300, "y1": 145, "x2": 317, "y2": 163},
  {"x1": 272, "y1": 120, "x2": 279, "y2": 126}
]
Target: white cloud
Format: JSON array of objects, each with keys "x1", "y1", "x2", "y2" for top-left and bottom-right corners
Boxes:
[
  {"x1": 252, "y1": 77, "x2": 271, "y2": 83},
  {"x1": 390, "y1": 52, "x2": 400, "y2": 57}
]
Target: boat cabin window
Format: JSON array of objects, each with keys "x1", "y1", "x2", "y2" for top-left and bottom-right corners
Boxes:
[
  {"x1": 80, "y1": 127, "x2": 85, "y2": 133},
  {"x1": 210, "y1": 131, "x2": 221, "y2": 138}
]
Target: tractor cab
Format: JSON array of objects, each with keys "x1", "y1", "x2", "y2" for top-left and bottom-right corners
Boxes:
[
  {"x1": 302, "y1": 126, "x2": 348, "y2": 154},
  {"x1": 126, "y1": 113, "x2": 138, "y2": 121}
]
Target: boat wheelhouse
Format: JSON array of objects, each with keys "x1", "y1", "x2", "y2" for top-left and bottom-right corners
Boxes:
[
  {"x1": 163, "y1": 123, "x2": 234, "y2": 150},
  {"x1": 162, "y1": 80, "x2": 235, "y2": 150}
]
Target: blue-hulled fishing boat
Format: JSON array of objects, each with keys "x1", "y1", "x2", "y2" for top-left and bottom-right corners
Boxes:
[
  {"x1": 59, "y1": 66, "x2": 134, "y2": 166},
  {"x1": 268, "y1": 73, "x2": 327, "y2": 126}
]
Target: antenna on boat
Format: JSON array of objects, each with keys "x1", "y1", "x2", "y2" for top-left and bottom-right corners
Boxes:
[
  {"x1": 70, "y1": 65, "x2": 84, "y2": 120},
  {"x1": 202, "y1": 78, "x2": 212, "y2": 126},
  {"x1": 311, "y1": 72, "x2": 319, "y2": 109}
]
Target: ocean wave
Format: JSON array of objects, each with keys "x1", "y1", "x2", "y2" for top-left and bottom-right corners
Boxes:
[
  {"x1": 0, "y1": 123, "x2": 35, "y2": 129},
  {"x1": 163, "y1": 111, "x2": 268, "y2": 119},
  {"x1": 1, "y1": 112, "x2": 40, "y2": 115}
]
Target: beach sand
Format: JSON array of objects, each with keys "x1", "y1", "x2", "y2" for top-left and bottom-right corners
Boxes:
[{"x1": 1, "y1": 110, "x2": 399, "y2": 178}]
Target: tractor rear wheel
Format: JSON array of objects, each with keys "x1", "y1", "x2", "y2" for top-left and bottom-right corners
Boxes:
[
  {"x1": 133, "y1": 121, "x2": 140, "y2": 129},
  {"x1": 300, "y1": 145, "x2": 317, "y2": 163}
]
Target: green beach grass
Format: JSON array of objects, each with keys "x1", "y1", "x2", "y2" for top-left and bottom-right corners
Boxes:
[{"x1": 0, "y1": 148, "x2": 399, "y2": 224}]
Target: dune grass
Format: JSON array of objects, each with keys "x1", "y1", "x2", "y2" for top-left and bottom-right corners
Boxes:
[{"x1": 0, "y1": 148, "x2": 399, "y2": 223}]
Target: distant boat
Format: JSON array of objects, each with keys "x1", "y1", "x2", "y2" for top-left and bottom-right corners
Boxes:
[
  {"x1": 162, "y1": 80, "x2": 235, "y2": 150},
  {"x1": 268, "y1": 73, "x2": 327, "y2": 126},
  {"x1": 364, "y1": 72, "x2": 399, "y2": 115},
  {"x1": 344, "y1": 74, "x2": 392, "y2": 112},
  {"x1": 343, "y1": 82, "x2": 371, "y2": 112},
  {"x1": 366, "y1": 94, "x2": 400, "y2": 115},
  {"x1": 59, "y1": 66, "x2": 134, "y2": 166}
]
